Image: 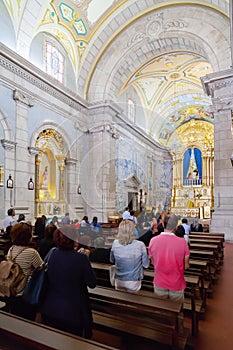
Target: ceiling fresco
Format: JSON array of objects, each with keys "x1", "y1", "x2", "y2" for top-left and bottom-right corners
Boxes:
[
  {"x1": 1, "y1": 0, "x2": 217, "y2": 148},
  {"x1": 121, "y1": 51, "x2": 213, "y2": 145}
]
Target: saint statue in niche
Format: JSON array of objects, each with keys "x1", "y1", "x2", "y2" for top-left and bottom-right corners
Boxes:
[{"x1": 40, "y1": 166, "x2": 49, "y2": 190}]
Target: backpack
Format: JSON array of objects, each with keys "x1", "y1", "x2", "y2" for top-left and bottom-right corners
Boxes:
[{"x1": 0, "y1": 247, "x2": 29, "y2": 297}]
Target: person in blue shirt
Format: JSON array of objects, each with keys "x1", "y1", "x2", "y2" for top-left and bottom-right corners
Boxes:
[
  {"x1": 110, "y1": 219, "x2": 149, "y2": 292},
  {"x1": 90, "y1": 216, "x2": 101, "y2": 234}
]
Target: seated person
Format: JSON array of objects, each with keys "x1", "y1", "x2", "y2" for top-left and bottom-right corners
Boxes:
[
  {"x1": 175, "y1": 224, "x2": 189, "y2": 245},
  {"x1": 190, "y1": 218, "x2": 203, "y2": 232},
  {"x1": 89, "y1": 237, "x2": 110, "y2": 264},
  {"x1": 90, "y1": 216, "x2": 101, "y2": 234}
]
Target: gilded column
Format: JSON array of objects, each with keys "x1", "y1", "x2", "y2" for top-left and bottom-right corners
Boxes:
[
  {"x1": 202, "y1": 153, "x2": 207, "y2": 186},
  {"x1": 56, "y1": 155, "x2": 66, "y2": 202}
]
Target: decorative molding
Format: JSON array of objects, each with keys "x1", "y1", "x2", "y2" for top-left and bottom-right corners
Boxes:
[
  {"x1": 201, "y1": 69, "x2": 233, "y2": 96},
  {"x1": 1, "y1": 139, "x2": 16, "y2": 150},
  {"x1": 28, "y1": 146, "x2": 40, "y2": 156},
  {"x1": 13, "y1": 90, "x2": 34, "y2": 107},
  {"x1": 0, "y1": 44, "x2": 87, "y2": 111},
  {"x1": 65, "y1": 158, "x2": 78, "y2": 166},
  {"x1": 124, "y1": 12, "x2": 188, "y2": 49}
]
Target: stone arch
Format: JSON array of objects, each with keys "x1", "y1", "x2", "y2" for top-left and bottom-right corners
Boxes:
[
  {"x1": 0, "y1": 0, "x2": 16, "y2": 50},
  {"x1": 29, "y1": 121, "x2": 75, "y2": 159},
  {"x1": 29, "y1": 28, "x2": 78, "y2": 91},
  {"x1": 80, "y1": 4, "x2": 229, "y2": 101},
  {"x1": 16, "y1": 0, "x2": 48, "y2": 57},
  {"x1": 0, "y1": 108, "x2": 14, "y2": 142},
  {"x1": 31, "y1": 124, "x2": 75, "y2": 217}
]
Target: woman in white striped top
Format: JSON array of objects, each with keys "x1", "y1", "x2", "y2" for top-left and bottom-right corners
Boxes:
[{"x1": 6, "y1": 222, "x2": 43, "y2": 320}]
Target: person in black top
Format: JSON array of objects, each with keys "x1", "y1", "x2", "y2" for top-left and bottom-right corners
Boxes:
[{"x1": 89, "y1": 237, "x2": 110, "y2": 263}]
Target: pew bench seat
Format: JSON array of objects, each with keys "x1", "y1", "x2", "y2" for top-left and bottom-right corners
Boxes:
[{"x1": 89, "y1": 286, "x2": 190, "y2": 349}]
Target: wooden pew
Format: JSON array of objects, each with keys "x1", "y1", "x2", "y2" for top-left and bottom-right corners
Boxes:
[
  {"x1": 190, "y1": 232, "x2": 225, "y2": 241},
  {"x1": 91, "y1": 262, "x2": 198, "y2": 336},
  {"x1": 89, "y1": 286, "x2": 190, "y2": 349},
  {"x1": 189, "y1": 237, "x2": 224, "y2": 261},
  {"x1": 0, "y1": 311, "x2": 117, "y2": 350}
]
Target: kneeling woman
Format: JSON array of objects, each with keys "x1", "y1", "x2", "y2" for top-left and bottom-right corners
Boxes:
[
  {"x1": 110, "y1": 220, "x2": 149, "y2": 292},
  {"x1": 40, "y1": 228, "x2": 96, "y2": 338}
]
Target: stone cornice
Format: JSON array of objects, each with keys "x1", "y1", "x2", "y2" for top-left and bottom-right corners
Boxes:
[
  {"x1": 0, "y1": 43, "x2": 87, "y2": 111},
  {"x1": 1, "y1": 139, "x2": 17, "y2": 150},
  {"x1": 87, "y1": 100, "x2": 123, "y2": 117},
  {"x1": 65, "y1": 158, "x2": 78, "y2": 166},
  {"x1": 28, "y1": 146, "x2": 40, "y2": 156},
  {"x1": 201, "y1": 69, "x2": 233, "y2": 97}
]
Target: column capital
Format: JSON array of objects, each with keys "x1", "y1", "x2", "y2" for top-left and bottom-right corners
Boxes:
[
  {"x1": 28, "y1": 146, "x2": 40, "y2": 156},
  {"x1": 65, "y1": 158, "x2": 78, "y2": 166},
  {"x1": 1, "y1": 139, "x2": 16, "y2": 150},
  {"x1": 13, "y1": 89, "x2": 34, "y2": 107}
]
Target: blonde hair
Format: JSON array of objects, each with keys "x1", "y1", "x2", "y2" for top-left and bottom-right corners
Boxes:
[{"x1": 117, "y1": 220, "x2": 135, "y2": 245}]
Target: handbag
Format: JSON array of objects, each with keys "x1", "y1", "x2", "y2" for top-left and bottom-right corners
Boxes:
[{"x1": 22, "y1": 247, "x2": 56, "y2": 305}]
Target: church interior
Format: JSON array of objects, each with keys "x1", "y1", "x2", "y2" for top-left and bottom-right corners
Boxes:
[
  {"x1": 0, "y1": 0, "x2": 233, "y2": 238},
  {"x1": 1, "y1": 1, "x2": 233, "y2": 347}
]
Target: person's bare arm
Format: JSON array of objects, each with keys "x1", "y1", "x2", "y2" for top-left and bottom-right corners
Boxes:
[{"x1": 184, "y1": 255, "x2": 190, "y2": 270}]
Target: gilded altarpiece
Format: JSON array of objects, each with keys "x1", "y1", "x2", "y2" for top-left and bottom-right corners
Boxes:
[
  {"x1": 35, "y1": 129, "x2": 66, "y2": 217},
  {"x1": 170, "y1": 120, "x2": 214, "y2": 218}
]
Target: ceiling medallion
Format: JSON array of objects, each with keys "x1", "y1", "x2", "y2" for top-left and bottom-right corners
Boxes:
[{"x1": 170, "y1": 73, "x2": 180, "y2": 80}]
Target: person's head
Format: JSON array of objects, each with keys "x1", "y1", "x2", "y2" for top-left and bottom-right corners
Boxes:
[
  {"x1": 65, "y1": 212, "x2": 69, "y2": 217},
  {"x1": 7, "y1": 208, "x2": 15, "y2": 217},
  {"x1": 41, "y1": 215, "x2": 47, "y2": 223},
  {"x1": 192, "y1": 218, "x2": 199, "y2": 226},
  {"x1": 94, "y1": 237, "x2": 105, "y2": 248},
  {"x1": 175, "y1": 225, "x2": 185, "y2": 238},
  {"x1": 165, "y1": 214, "x2": 178, "y2": 232},
  {"x1": 17, "y1": 214, "x2": 25, "y2": 222},
  {"x1": 82, "y1": 215, "x2": 88, "y2": 222},
  {"x1": 44, "y1": 223, "x2": 57, "y2": 240},
  {"x1": 53, "y1": 229, "x2": 74, "y2": 250},
  {"x1": 10, "y1": 222, "x2": 33, "y2": 246},
  {"x1": 52, "y1": 216, "x2": 58, "y2": 224},
  {"x1": 125, "y1": 207, "x2": 129, "y2": 212},
  {"x1": 92, "y1": 216, "x2": 98, "y2": 225},
  {"x1": 182, "y1": 218, "x2": 188, "y2": 224},
  {"x1": 117, "y1": 220, "x2": 136, "y2": 245},
  {"x1": 78, "y1": 235, "x2": 91, "y2": 249}
]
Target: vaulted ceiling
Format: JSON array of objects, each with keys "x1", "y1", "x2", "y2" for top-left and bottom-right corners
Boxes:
[{"x1": 0, "y1": 0, "x2": 230, "y2": 148}]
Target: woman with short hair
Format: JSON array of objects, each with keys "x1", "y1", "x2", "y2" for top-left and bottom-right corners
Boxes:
[{"x1": 110, "y1": 220, "x2": 149, "y2": 292}]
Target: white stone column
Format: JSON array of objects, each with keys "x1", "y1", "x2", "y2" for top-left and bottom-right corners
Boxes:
[
  {"x1": 1, "y1": 140, "x2": 16, "y2": 210},
  {"x1": 79, "y1": 104, "x2": 120, "y2": 222},
  {"x1": 13, "y1": 89, "x2": 35, "y2": 219},
  {"x1": 202, "y1": 70, "x2": 233, "y2": 241},
  {"x1": 65, "y1": 158, "x2": 78, "y2": 220}
]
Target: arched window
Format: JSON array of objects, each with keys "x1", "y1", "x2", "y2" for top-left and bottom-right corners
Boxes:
[
  {"x1": 128, "y1": 98, "x2": 135, "y2": 122},
  {"x1": 44, "y1": 42, "x2": 64, "y2": 83}
]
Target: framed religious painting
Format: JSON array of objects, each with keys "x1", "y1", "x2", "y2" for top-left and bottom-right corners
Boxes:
[{"x1": 204, "y1": 206, "x2": 211, "y2": 219}]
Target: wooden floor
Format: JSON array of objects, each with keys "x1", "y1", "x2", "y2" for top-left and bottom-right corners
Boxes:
[
  {"x1": 1, "y1": 242, "x2": 233, "y2": 350},
  {"x1": 194, "y1": 241, "x2": 233, "y2": 350}
]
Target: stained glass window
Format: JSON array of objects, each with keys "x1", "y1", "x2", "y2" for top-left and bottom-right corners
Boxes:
[{"x1": 45, "y1": 42, "x2": 64, "y2": 83}]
